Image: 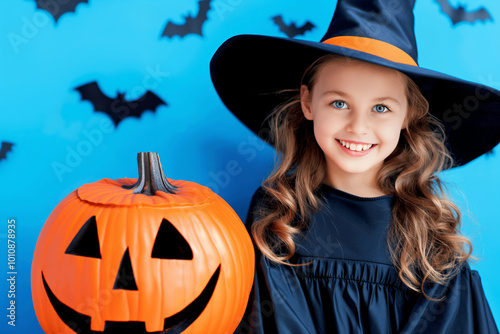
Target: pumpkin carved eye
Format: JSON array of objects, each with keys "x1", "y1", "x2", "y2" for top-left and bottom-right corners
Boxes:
[
  {"x1": 65, "y1": 216, "x2": 101, "y2": 259},
  {"x1": 152, "y1": 218, "x2": 193, "y2": 260}
]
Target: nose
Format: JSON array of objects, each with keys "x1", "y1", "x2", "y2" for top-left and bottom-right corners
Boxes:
[
  {"x1": 113, "y1": 248, "x2": 138, "y2": 290},
  {"x1": 345, "y1": 110, "x2": 369, "y2": 135}
]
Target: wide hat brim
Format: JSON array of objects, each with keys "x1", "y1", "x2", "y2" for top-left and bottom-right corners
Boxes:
[{"x1": 210, "y1": 34, "x2": 500, "y2": 167}]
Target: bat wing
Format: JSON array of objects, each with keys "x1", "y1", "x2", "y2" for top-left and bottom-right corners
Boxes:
[
  {"x1": 127, "y1": 91, "x2": 167, "y2": 119},
  {"x1": 162, "y1": 0, "x2": 212, "y2": 38},
  {"x1": 272, "y1": 15, "x2": 292, "y2": 37},
  {"x1": 272, "y1": 16, "x2": 315, "y2": 38},
  {"x1": 435, "y1": 0, "x2": 492, "y2": 25},
  {"x1": 296, "y1": 21, "x2": 315, "y2": 36},
  {"x1": 461, "y1": 7, "x2": 492, "y2": 24},
  {"x1": 0, "y1": 141, "x2": 14, "y2": 162},
  {"x1": 75, "y1": 81, "x2": 115, "y2": 112},
  {"x1": 435, "y1": 0, "x2": 457, "y2": 23},
  {"x1": 195, "y1": 0, "x2": 212, "y2": 28},
  {"x1": 162, "y1": 20, "x2": 193, "y2": 38},
  {"x1": 435, "y1": 0, "x2": 454, "y2": 16},
  {"x1": 35, "y1": 0, "x2": 89, "y2": 23},
  {"x1": 75, "y1": 82, "x2": 127, "y2": 126}
]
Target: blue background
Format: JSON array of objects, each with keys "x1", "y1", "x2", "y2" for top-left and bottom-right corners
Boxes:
[{"x1": 0, "y1": 0, "x2": 498, "y2": 333}]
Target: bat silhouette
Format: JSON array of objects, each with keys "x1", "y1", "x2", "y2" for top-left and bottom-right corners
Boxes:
[
  {"x1": 75, "y1": 81, "x2": 167, "y2": 127},
  {"x1": 162, "y1": 0, "x2": 212, "y2": 38},
  {"x1": 0, "y1": 142, "x2": 14, "y2": 163},
  {"x1": 435, "y1": 0, "x2": 492, "y2": 25},
  {"x1": 35, "y1": 0, "x2": 89, "y2": 23},
  {"x1": 272, "y1": 15, "x2": 315, "y2": 38}
]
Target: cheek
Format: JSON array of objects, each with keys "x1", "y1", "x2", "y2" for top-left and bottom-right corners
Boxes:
[
  {"x1": 377, "y1": 121, "x2": 404, "y2": 148},
  {"x1": 311, "y1": 109, "x2": 339, "y2": 134},
  {"x1": 311, "y1": 121, "x2": 339, "y2": 160},
  {"x1": 312, "y1": 118, "x2": 334, "y2": 146}
]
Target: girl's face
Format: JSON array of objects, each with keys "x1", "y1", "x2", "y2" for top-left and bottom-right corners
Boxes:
[{"x1": 301, "y1": 58, "x2": 408, "y2": 190}]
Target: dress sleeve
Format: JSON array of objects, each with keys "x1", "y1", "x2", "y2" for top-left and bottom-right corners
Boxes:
[
  {"x1": 235, "y1": 187, "x2": 279, "y2": 334},
  {"x1": 400, "y1": 263, "x2": 499, "y2": 334}
]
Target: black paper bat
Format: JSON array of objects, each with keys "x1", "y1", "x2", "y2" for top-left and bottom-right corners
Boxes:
[
  {"x1": 75, "y1": 81, "x2": 167, "y2": 127},
  {"x1": 35, "y1": 0, "x2": 89, "y2": 23},
  {"x1": 435, "y1": 0, "x2": 492, "y2": 25},
  {"x1": 0, "y1": 142, "x2": 14, "y2": 163},
  {"x1": 162, "y1": 0, "x2": 212, "y2": 38},
  {"x1": 272, "y1": 15, "x2": 315, "y2": 38}
]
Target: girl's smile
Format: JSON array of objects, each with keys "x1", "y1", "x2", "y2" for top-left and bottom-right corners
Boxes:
[{"x1": 336, "y1": 139, "x2": 376, "y2": 155}]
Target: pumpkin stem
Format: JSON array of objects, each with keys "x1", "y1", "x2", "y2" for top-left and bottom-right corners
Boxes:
[{"x1": 122, "y1": 152, "x2": 177, "y2": 196}]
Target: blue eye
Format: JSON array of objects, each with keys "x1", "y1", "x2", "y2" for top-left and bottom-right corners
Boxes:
[
  {"x1": 332, "y1": 100, "x2": 347, "y2": 109},
  {"x1": 373, "y1": 104, "x2": 389, "y2": 113}
]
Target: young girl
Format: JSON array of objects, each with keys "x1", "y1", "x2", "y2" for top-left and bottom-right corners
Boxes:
[{"x1": 211, "y1": 0, "x2": 500, "y2": 333}]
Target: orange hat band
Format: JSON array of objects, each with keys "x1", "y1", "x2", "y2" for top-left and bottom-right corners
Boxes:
[{"x1": 322, "y1": 36, "x2": 418, "y2": 67}]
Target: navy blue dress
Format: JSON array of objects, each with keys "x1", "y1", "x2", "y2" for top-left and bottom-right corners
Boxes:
[{"x1": 236, "y1": 185, "x2": 499, "y2": 334}]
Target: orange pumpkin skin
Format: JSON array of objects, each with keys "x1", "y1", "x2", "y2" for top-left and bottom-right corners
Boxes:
[{"x1": 31, "y1": 154, "x2": 254, "y2": 334}]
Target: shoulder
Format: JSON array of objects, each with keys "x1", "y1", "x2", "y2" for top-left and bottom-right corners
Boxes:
[
  {"x1": 457, "y1": 261, "x2": 483, "y2": 282},
  {"x1": 441, "y1": 261, "x2": 486, "y2": 292}
]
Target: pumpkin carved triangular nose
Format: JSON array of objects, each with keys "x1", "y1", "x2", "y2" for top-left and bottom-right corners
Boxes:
[{"x1": 113, "y1": 248, "x2": 138, "y2": 290}]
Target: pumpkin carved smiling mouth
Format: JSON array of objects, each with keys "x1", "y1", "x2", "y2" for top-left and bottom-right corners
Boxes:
[{"x1": 41, "y1": 265, "x2": 221, "y2": 334}]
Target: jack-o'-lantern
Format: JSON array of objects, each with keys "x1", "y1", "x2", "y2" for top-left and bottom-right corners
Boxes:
[{"x1": 31, "y1": 152, "x2": 254, "y2": 334}]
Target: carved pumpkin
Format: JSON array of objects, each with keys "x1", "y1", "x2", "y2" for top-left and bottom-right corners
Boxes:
[{"x1": 31, "y1": 152, "x2": 254, "y2": 334}]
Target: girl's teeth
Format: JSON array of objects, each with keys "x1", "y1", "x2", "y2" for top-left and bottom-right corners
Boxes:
[{"x1": 340, "y1": 140, "x2": 373, "y2": 151}]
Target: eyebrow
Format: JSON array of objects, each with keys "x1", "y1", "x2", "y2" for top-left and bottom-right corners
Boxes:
[
  {"x1": 374, "y1": 97, "x2": 401, "y2": 106},
  {"x1": 321, "y1": 90, "x2": 350, "y2": 98},
  {"x1": 321, "y1": 90, "x2": 402, "y2": 106}
]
